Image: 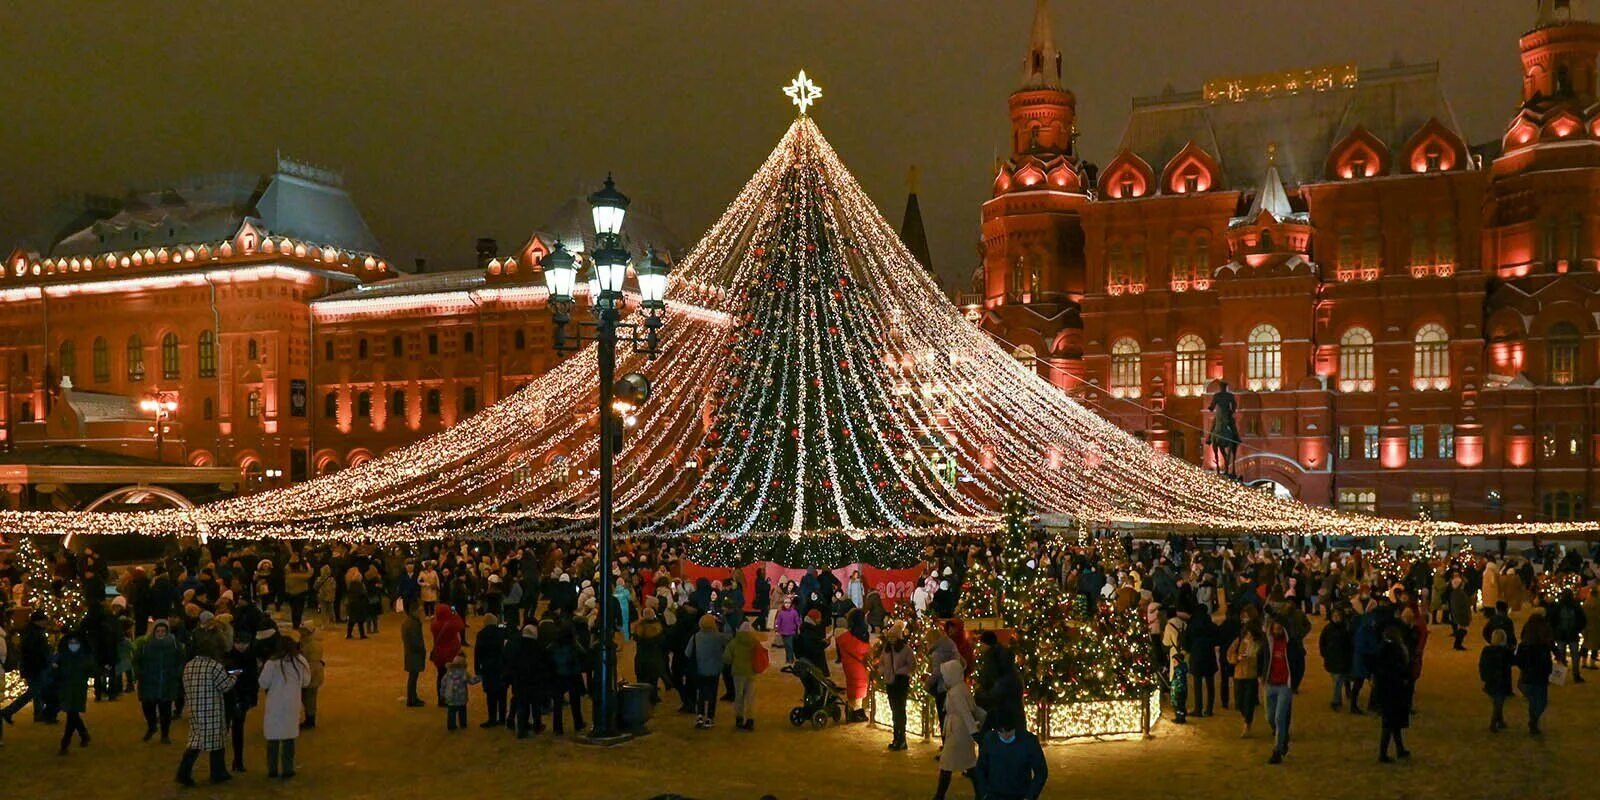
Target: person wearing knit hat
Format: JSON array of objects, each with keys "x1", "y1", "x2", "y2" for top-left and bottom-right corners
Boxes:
[
  {"x1": 686, "y1": 614, "x2": 731, "y2": 728},
  {"x1": 794, "y1": 606, "x2": 832, "y2": 680}
]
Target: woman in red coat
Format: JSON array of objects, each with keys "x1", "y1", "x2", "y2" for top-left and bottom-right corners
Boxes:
[
  {"x1": 429, "y1": 605, "x2": 465, "y2": 706},
  {"x1": 837, "y1": 609, "x2": 873, "y2": 722}
]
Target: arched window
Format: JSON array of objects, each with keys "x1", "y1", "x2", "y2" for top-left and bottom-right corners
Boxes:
[
  {"x1": 247, "y1": 338, "x2": 258, "y2": 362},
  {"x1": 1109, "y1": 338, "x2": 1141, "y2": 398},
  {"x1": 198, "y1": 331, "x2": 216, "y2": 377},
  {"x1": 1338, "y1": 327, "x2": 1375, "y2": 392},
  {"x1": 1547, "y1": 322, "x2": 1581, "y2": 385},
  {"x1": 323, "y1": 392, "x2": 338, "y2": 419},
  {"x1": 356, "y1": 391, "x2": 372, "y2": 419},
  {"x1": 391, "y1": 389, "x2": 406, "y2": 417},
  {"x1": 92, "y1": 337, "x2": 109, "y2": 383},
  {"x1": 461, "y1": 386, "x2": 478, "y2": 414},
  {"x1": 246, "y1": 391, "x2": 260, "y2": 418},
  {"x1": 126, "y1": 335, "x2": 145, "y2": 381},
  {"x1": 1413, "y1": 323, "x2": 1451, "y2": 390},
  {"x1": 161, "y1": 332, "x2": 180, "y2": 379},
  {"x1": 1246, "y1": 324, "x2": 1282, "y2": 392},
  {"x1": 1175, "y1": 335, "x2": 1207, "y2": 396},
  {"x1": 1106, "y1": 243, "x2": 1126, "y2": 289},
  {"x1": 58, "y1": 340, "x2": 76, "y2": 383},
  {"x1": 426, "y1": 388, "x2": 442, "y2": 416}
]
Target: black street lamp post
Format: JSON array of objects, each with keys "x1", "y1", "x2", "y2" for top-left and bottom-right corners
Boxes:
[{"x1": 543, "y1": 174, "x2": 670, "y2": 740}]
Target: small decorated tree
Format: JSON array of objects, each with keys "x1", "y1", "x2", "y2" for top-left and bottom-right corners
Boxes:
[{"x1": 15, "y1": 536, "x2": 85, "y2": 630}]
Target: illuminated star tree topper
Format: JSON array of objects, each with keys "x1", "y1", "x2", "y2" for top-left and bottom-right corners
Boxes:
[{"x1": 784, "y1": 70, "x2": 822, "y2": 115}]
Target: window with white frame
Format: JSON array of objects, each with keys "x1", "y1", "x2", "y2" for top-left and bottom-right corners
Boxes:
[
  {"x1": 1110, "y1": 338, "x2": 1142, "y2": 398},
  {"x1": 1175, "y1": 334, "x2": 1207, "y2": 396},
  {"x1": 1246, "y1": 324, "x2": 1282, "y2": 391},
  {"x1": 1338, "y1": 327, "x2": 1374, "y2": 392},
  {"x1": 1337, "y1": 488, "x2": 1377, "y2": 515},
  {"x1": 1412, "y1": 323, "x2": 1450, "y2": 390}
]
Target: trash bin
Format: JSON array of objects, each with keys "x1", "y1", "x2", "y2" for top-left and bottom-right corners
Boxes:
[{"x1": 618, "y1": 682, "x2": 654, "y2": 731}]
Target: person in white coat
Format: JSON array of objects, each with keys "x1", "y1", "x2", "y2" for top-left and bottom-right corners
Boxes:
[
  {"x1": 932, "y1": 659, "x2": 984, "y2": 800},
  {"x1": 258, "y1": 636, "x2": 311, "y2": 779}
]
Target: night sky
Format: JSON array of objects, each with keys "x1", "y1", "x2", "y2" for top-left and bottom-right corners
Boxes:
[{"x1": 0, "y1": 2, "x2": 1539, "y2": 291}]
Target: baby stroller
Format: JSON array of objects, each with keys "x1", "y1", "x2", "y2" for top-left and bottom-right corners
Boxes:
[{"x1": 784, "y1": 658, "x2": 845, "y2": 729}]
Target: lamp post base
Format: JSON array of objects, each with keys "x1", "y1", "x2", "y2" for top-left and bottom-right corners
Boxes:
[{"x1": 577, "y1": 730, "x2": 640, "y2": 747}]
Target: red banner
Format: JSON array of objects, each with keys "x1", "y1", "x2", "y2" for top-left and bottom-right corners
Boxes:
[{"x1": 680, "y1": 561, "x2": 925, "y2": 611}]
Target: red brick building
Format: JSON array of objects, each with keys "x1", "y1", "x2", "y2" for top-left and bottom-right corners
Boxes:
[
  {"x1": 980, "y1": 0, "x2": 1600, "y2": 525},
  {"x1": 0, "y1": 159, "x2": 680, "y2": 510}
]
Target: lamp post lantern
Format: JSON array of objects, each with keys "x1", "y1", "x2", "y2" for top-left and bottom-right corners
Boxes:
[
  {"x1": 140, "y1": 390, "x2": 178, "y2": 463},
  {"x1": 544, "y1": 174, "x2": 669, "y2": 741}
]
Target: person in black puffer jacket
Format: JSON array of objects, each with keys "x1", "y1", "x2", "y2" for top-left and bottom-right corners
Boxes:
[{"x1": 1319, "y1": 605, "x2": 1356, "y2": 710}]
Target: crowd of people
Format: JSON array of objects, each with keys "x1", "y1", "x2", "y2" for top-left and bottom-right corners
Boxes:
[{"x1": 2, "y1": 532, "x2": 1596, "y2": 796}]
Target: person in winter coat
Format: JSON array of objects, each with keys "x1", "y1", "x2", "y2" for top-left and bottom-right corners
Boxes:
[
  {"x1": 1516, "y1": 608, "x2": 1555, "y2": 735},
  {"x1": 1349, "y1": 607, "x2": 1381, "y2": 714},
  {"x1": 932, "y1": 659, "x2": 984, "y2": 800},
  {"x1": 685, "y1": 613, "x2": 730, "y2": 728},
  {"x1": 1186, "y1": 607, "x2": 1221, "y2": 717},
  {"x1": 176, "y1": 629, "x2": 238, "y2": 787},
  {"x1": 510, "y1": 623, "x2": 553, "y2": 736},
  {"x1": 752, "y1": 573, "x2": 773, "y2": 632},
  {"x1": 428, "y1": 604, "x2": 465, "y2": 707},
  {"x1": 632, "y1": 606, "x2": 668, "y2": 702},
  {"x1": 878, "y1": 621, "x2": 917, "y2": 750},
  {"x1": 847, "y1": 571, "x2": 866, "y2": 609},
  {"x1": 1318, "y1": 606, "x2": 1356, "y2": 710},
  {"x1": 297, "y1": 626, "x2": 325, "y2": 729},
  {"x1": 401, "y1": 604, "x2": 427, "y2": 707},
  {"x1": 257, "y1": 636, "x2": 311, "y2": 779},
  {"x1": 973, "y1": 722, "x2": 1048, "y2": 800},
  {"x1": 773, "y1": 597, "x2": 802, "y2": 663},
  {"x1": 1479, "y1": 628, "x2": 1514, "y2": 732},
  {"x1": 1162, "y1": 610, "x2": 1190, "y2": 722},
  {"x1": 794, "y1": 609, "x2": 831, "y2": 678},
  {"x1": 722, "y1": 618, "x2": 761, "y2": 731},
  {"x1": 343, "y1": 569, "x2": 368, "y2": 640},
  {"x1": 226, "y1": 633, "x2": 261, "y2": 773},
  {"x1": 548, "y1": 620, "x2": 588, "y2": 734},
  {"x1": 473, "y1": 614, "x2": 511, "y2": 728},
  {"x1": 418, "y1": 563, "x2": 442, "y2": 617},
  {"x1": 440, "y1": 653, "x2": 479, "y2": 731},
  {"x1": 664, "y1": 601, "x2": 700, "y2": 713},
  {"x1": 1226, "y1": 618, "x2": 1265, "y2": 737},
  {"x1": 836, "y1": 610, "x2": 873, "y2": 722},
  {"x1": 1549, "y1": 590, "x2": 1587, "y2": 682},
  {"x1": 975, "y1": 631, "x2": 1025, "y2": 735},
  {"x1": 1263, "y1": 618, "x2": 1295, "y2": 764},
  {"x1": 1372, "y1": 624, "x2": 1412, "y2": 762},
  {"x1": 135, "y1": 619, "x2": 185, "y2": 743},
  {"x1": 1447, "y1": 575, "x2": 1474, "y2": 650},
  {"x1": 54, "y1": 633, "x2": 94, "y2": 755}
]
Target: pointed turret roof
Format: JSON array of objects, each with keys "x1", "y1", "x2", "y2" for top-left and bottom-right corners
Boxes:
[
  {"x1": 1020, "y1": 0, "x2": 1062, "y2": 90},
  {"x1": 1230, "y1": 144, "x2": 1307, "y2": 230},
  {"x1": 899, "y1": 166, "x2": 932, "y2": 272}
]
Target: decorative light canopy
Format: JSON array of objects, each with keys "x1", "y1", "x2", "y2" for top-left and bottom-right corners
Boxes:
[{"x1": 0, "y1": 114, "x2": 1591, "y2": 544}]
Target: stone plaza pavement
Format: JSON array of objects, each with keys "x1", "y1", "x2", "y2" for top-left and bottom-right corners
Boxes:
[{"x1": 4, "y1": 610, "x2": 1595, "y2": 800}]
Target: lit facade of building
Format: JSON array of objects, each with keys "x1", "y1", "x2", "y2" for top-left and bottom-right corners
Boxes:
[
  {"x1": 980, "y1": 0, "x2": 1600, "y2": 525},
  {"x1": 0, "y1": 158, "x2": 680, "y2": 510}
]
